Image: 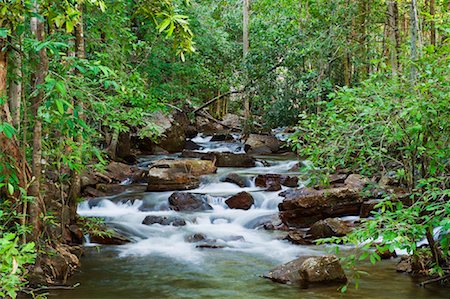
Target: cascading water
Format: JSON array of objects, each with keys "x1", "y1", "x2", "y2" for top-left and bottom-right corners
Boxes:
[{"x1": 52, "y1": 135, "x2": 448, "y2": 299}]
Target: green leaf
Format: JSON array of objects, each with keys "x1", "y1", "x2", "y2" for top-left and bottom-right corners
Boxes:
[{"x1": 0, "y1": 28, "x2": 8, "y2": 38}]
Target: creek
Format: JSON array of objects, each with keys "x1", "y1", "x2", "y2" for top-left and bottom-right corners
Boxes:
[{"x1": 50, "y1": 135, "x2": 448, "y2": 299}]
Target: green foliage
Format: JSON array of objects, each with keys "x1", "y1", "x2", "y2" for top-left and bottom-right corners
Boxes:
[{"x1": 0, "y1": 234, "x2": 36, "y2": 299}]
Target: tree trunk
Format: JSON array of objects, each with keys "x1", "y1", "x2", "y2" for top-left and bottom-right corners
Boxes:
[
  {"x1": 28, "y1": 4, "x2": 48, "y2": 242},
  {"x1": 67, "y1": 10, "x2": 86, "y2": 224},
  {"x1": 430, "y1": 0, "x2": 436, "y2": 47},
  {"x1": 243, "y1": 0, "x2": 251, "y2": 133},
  {"x1": 410, "y1": 0, "x2": 421, "y2": 82},
  {"x1": 388, "y1": 1, "x2": 400, "y2": 77},
  {"x1": 8, "y1": 49, "x2": 22, "y2": 129}
]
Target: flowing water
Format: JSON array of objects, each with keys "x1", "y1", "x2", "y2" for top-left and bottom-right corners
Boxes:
[{"x1": 51, "y1": 135, "x2": 448, "y2": 299}]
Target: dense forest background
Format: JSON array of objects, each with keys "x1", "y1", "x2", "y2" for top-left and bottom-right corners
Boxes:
[{"x1": 0, "y1": 0, "x2": 449, "y2": 297}]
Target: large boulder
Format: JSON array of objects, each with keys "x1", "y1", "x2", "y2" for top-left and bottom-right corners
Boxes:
[
  {"x1": 180, "y1": 151, "x2": 256, "y2": 168},
  {"x1": 142, "y1": 215, "x2": 186, "y2": 226},
  {"x1": 225, "y1": 192, "x2": 254, "y2": 210},
  {"x1": 146, "y1": 159, "x2": 216, "y2": 192},
  {"x1": 263, "y1": 255, "x2": 347, "y2": 288},
  {"x1": 168, "y1": 192, "x2": 213, "y2": 212},
  {"x1": 299, "y1": 255, "x2": 347, "y2": 287},
  {"x1": 307, "y1": 218, "x2": 352, "y2": 239},
  {"x1": 245, "y1": 134, "x2": 281, "y2": 154},
  {"x1": 278, "y1": 187, "x2": 364, "y2": 228},
  {"x1": 214, "y1": 153, "x2": 256, "y2": 167},
  {"x1": 134, "y1": 111, "x2": 188, "y2": 153}
]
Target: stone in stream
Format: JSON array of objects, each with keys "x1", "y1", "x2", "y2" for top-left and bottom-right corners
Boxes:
[
  {"x1": 146, "y1": 159, "x2": 217, "y2": 192},
  {"x1": 168, "y1": 192, "x2": 213, "y2": 212},
  {"x1": 210, "y1": 133, "x2": 235, "y2": 142},
  {"x1": 307, "y1": 218, "x2": 352, "y2": 239},
  {"x1": 185, "y1": 140, "x2": 202, "y2": 150},
  {"x1": 263, "y1": 255, "x2": 347, "y2": 288},
  {"x1": 89, "y1": 230, "x2": 130, "y2": 245},
  {"x1": 278, "y1": 174, "x2": 370, "y2": 228},
  {"x1": 142, "y1": 215, "x2": 186, "y2": 227},
  {"x1": 255, "y1": 174, "x2": 299, "y2": 189},
  {"x1": 180, "y1": 151, "x2": 256, "y2": 168},
  {"x1": 185, "y1": 233, "x2": 208, "y2": 243},
  {"x1": 222, "y1": 173, "x2": 248, "y2": 188},
  {"x1": 245, "y1": 134, "x2": 281, "y2": 154},
  {"x1": 284, "y1": 230, "x2": 313, "y2": 245},
  {"x1": 225, "y1": 192, "x2": 254, "y2": 210}
]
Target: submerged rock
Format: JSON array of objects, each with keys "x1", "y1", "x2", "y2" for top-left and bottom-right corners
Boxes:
[
  {"x1": 142, "y1": 215, "x2": 186, "y2": 227},
  {"x1": 225, "y1": 192, "x2": 254, "y2": 210},
  {"x1": 168, "y1": 192, "x2": 213, "y2": 212},
  {"x1": 264, "y1": 255, "x2": 347, "y2": 288}
]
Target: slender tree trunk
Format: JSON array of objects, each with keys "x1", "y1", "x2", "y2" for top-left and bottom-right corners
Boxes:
[
  {"x1": 242, "y1": 0, "x2": 251, "y2": 134},
  {"x1": 67, "y1": 10, "x2": 86, "y2": 225},
  {"x1": 29, "y1": 3, "x2": 48, "y2": 242},
  {"x1": 410, "y1": 0, "x2": 421, "y2": 82},
  {"x1": 8, "y1": 44, "x2": 22, "y2": 129},
  {"x1": 388, "y1": 1, "x2": 400, "y2": 77},
  {"x1": 430, "y1": 0, "x2": 436, "y2": 47}
]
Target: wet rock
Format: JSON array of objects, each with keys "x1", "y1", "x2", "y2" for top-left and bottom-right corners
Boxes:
[
  {"x1": 169, "y1": 192, "x2": 213, "y2": 212},
  {"x1": 214, "y1": 153, "x2": 256, "y2": 168},
  {"x1": 68, "y1": 224, "x2": 84, "y2": 244},
  {"x1": 264, "y1": 256, "x2": 313, "y2": 285},
  {"x1": 307, "y1": 218, "x2": 352, "y2": 239},
  {"x1": 278, "y1": 187, "x2": 364, "y2": 228},
  {"x1": 196, "y1": 116, "x2": 224, "y2": 132},
  {"x1": 245, "y1": 134, "x2": 281, "y2": 154},
  {"x1": 142, "y1": 215, "x2": 186, "y2": 227},
  {"x1": 266, "y1": 180, "x2": 282, "y2": 191},
  {"x1": 225, "y1": 192, "x2": 254, "y2": 210},
  {"x1": 152, "y1": 111, "x2": 186, "y2": 153},
  {"x1": 255, "y1": 174, "x2": 298, "y2": 189},
  {"x1": 151, "y1": 159, "x2": 217, "y2": 176},
  {"x1": 196, "y1": 244, "x2": 225, "y2": 249},
  {"x1": 105, "y1": 161, "x2": 135, "y2": 182},
  {"x1": 180, "y1": 151, "x2": 256, "y2": 168},
  {"x1": 222, "y1": 114, "x2": 241, "y2": 130},
  {"x1": 223, "y1": 173, "x2": 248, "y2": 188},
  {"x1": 376, "y1": 249, "x2": 398, "y2": 260},
  {"x1": 210, "y1": 133, "x2": 234, "y2": 142},
  {"x1": 299, "y1": 255, "x2": 347, "y2": 287},
  {"x1": 328, "y1": 173, "x2": 348, "y2": 185},
  {"x1": 185, "y1": 140, "x2": 201, "y2": 150},
  {"x1": 285, "y1": 230, "x2": 313, "y2": 245},
  {"x1": 185, "y1": 233, "x2": 207, "y2": 243},
  {"x1": 344, "y1": 174, "x2": 370, "y2": 190},
  {"x1": 146, "y1": 159, "x2": 216, "y2": 192},
  {"x1": 360, "y1": 199, "x2": 382, "y2": 218},
  {"x1": 96, "y1": 184, "x2": 147, "y2": 196},
  {"x1": 90, "y1": 230, "x2": 130, "y2": 245}
]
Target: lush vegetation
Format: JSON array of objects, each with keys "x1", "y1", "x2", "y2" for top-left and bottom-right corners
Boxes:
[{"x1": 0, "y1": 0, "x2": 449, "y2": 296}]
